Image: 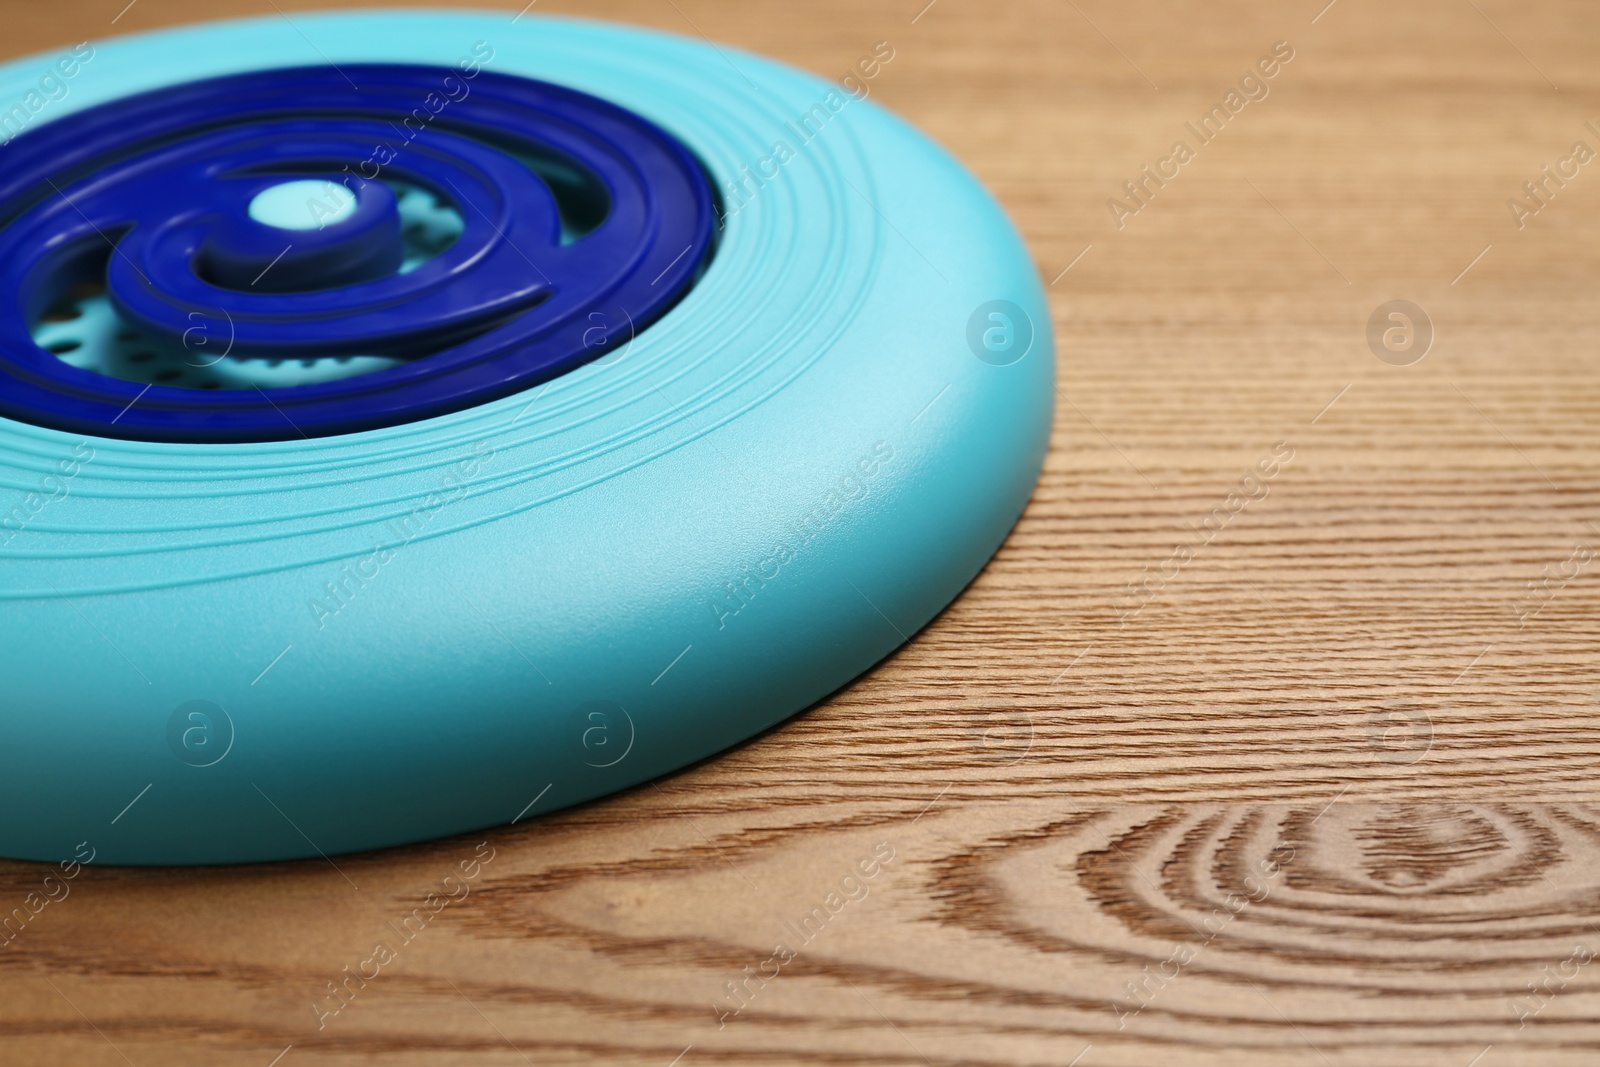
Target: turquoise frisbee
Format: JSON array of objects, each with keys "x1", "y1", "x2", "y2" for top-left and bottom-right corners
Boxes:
[{"x1": 0, "y1": 10, "x2": 1052, "y2": 864}]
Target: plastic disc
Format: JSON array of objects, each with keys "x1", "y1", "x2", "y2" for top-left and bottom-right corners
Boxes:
[{"x1": 0, "y1": 10, "x2": 1053, "y2": 864}]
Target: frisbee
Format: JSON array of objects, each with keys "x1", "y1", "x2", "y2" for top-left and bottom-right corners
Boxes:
[{"x1": 0, "y1": 10, "x2": 1052, "y2": 864}]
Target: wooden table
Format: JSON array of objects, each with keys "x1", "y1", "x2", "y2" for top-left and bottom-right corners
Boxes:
[{"x1": 5, "y1": 1, "x2": 1599, "y2": 1063}]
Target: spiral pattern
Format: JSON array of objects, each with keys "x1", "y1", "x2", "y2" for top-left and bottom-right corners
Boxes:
[{"x1": 0, "y1": 64, "x2": 715, "y2": 442}]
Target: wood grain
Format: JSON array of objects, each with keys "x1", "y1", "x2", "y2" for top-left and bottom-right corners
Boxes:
[{"x1": 4, "y1": 0, "x2": 1600, "y2": 1063}]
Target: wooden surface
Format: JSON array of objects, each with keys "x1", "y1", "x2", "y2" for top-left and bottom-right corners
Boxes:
[{"x1": 5, "y1": 1, "x2": 1600, "y2": 1063}]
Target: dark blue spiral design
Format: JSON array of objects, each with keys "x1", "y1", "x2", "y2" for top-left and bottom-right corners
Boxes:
[{"x1": 0, "y1": 64, "x2": 716, "y2": 442}]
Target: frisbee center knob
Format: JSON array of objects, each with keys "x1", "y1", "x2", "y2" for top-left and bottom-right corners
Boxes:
[
  {"x1": 202, "y1": 177, "x2": 404, "y2": 293},
  {"x1": 248, "y1": 179, "x2": 359, "y2": 230}
]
